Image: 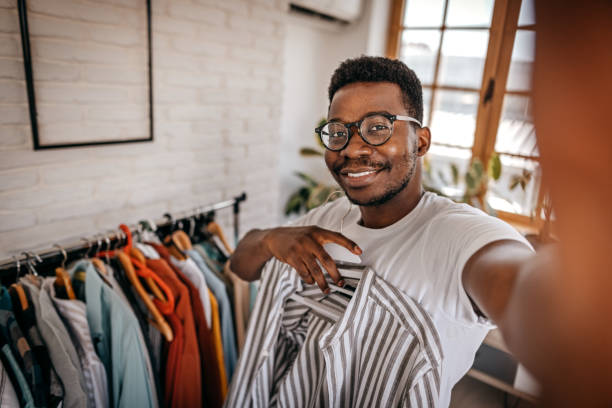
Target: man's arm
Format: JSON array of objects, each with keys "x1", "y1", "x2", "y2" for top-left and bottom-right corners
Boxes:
[
  {"x1": 461, "y1": 240, "x2": 534, "y2": 326},
  {"x1": 229, "y1": 226, "x2": 362, "y2": 292}
]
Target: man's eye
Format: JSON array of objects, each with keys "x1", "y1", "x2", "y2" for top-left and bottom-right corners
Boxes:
[
  {"x1": 331, "y1": 131, "x2": 347, "y2": 138},
  {"x1": 369, "y1": 124, "x2": 389, "y2": 132}
]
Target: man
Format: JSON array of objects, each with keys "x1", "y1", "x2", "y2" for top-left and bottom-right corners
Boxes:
[{"x1": 230, "y1": 56, "x2": 534, "y2": 406}]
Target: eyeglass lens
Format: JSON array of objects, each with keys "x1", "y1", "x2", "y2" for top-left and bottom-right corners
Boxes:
[{"x1": 320, "y1": 114, "x2": 394, "y2": 151}]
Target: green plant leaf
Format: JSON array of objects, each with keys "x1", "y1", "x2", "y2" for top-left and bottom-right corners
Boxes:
[
  {"x1": 423, "y1": 155, "x2": 431, "y2": 175},
  {"x1": 450, "y1": 163, "x2": 459, "y2": 185},
  {"x1": 294, "y1": 171, "x2": 319, "y2": 187},
  {"x1": 472, "y1": 159, "x2": 484, "y2": 179},
  {"x1": 465, "y1": 172, "x2": 476, "y2": 189},
  {"x1": 488, "y1": 153, "x2": 502, "y2": 181},
  {"x1": 299, "y1": 147, "x2": 324, "y2": 157},
  {"x1": 284, "y1": 191, "x2": 305, "y2": 215}
]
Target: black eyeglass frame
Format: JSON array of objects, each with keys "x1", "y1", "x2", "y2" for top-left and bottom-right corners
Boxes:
[{"x1": 315, "y1": 112, "x2": 422, "y2": 152}]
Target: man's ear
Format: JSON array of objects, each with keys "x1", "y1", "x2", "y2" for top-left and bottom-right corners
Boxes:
[{"x1": 415, "y1": 127, "x2": 431, "y2": 157}]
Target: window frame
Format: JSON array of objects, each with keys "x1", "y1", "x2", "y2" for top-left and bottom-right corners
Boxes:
[{"x1": 386, "y1": 0, "x2": 544, "y2": 229}]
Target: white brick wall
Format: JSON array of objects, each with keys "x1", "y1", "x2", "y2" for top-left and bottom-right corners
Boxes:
[{"x1": 0, "y1": 0, "x2": 287, "y2": 258}]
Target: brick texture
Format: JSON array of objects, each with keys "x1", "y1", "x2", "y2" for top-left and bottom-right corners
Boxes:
[{"x1": 0, "y1": 0, "x2": 286, "y2": 258}]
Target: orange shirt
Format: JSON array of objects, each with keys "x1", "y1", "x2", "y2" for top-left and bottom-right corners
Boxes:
[
  {"x1": 149, "y1": 243, "x2": 227, "y2": 408},
  {"x1": 147, "y1": 258, "x2": 202, "y2": 408}
]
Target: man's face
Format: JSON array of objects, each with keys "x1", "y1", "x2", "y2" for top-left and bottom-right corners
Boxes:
[{"x1": 325, "y1": 81, "x2": 427, "y2": 207}]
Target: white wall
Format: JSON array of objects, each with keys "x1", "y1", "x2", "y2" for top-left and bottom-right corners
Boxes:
[
  {"x1": 278, "y1": 0, "x2": 390, "y2": 219},
  {"x1": 0, "y1": 0, "x2": 287, "y2": 258}
]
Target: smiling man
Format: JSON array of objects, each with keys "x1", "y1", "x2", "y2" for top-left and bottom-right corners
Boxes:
[{"x1": 230, "y1": 56, "x2": 534, "y2": 406}]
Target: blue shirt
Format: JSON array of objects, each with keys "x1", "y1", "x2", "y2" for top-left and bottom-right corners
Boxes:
[
  {"x1": 69, "y1": 260, "x2": 157, "y2": 408},
  {"x1": 186, "y1": 249, "x2": 238, "y2": 382}
]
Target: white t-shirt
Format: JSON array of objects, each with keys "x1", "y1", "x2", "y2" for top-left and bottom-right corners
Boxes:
[{"x1": 291, "y1": 192, "x2": 533, "y2": 407}]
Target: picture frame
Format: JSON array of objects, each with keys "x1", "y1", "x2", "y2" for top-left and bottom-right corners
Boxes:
[{"x1": 17, "y1": 0, "x2": 154, "y2": 150}]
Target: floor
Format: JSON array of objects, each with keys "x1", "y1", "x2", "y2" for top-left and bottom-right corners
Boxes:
[{"x1": 450, "y1": 376, "x2": 537, "y2": 408}]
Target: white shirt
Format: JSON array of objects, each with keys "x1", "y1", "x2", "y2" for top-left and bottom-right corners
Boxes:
[
  {"x1": 292, "y1": 192, "x2": 533, "y2": 407},
  {"x1": 170, "y1": 257, "x2": 212, "y2": 328}
]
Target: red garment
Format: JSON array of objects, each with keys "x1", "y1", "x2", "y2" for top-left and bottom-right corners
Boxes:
[
  {"x1": 148, "y1": 243, "x2": 226, "y2": 408},
  {"x1": 147, "y1": 257, "x2": 202, "y2": 408}
]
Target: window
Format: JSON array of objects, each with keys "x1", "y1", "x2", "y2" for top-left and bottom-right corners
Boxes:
[{"x1": 387, "y1": 0, "x2": 542, "y2": 229}]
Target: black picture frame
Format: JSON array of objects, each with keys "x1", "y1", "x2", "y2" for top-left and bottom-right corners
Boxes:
[{"x1": 17, "y1": 0, "x2": 154, "y2": 150}]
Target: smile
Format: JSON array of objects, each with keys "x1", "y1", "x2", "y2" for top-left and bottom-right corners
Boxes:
[
  {"x1": 347, "y1": 170, "x2": 376, "y2": 178},
  {"x1": 338, "y1": 167, "x2": 384, "y2": 188}
]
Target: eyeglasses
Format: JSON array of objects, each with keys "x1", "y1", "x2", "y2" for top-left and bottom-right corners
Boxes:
[{"x1": 315, "y1": 112, "x2": 422, "y2": 152}]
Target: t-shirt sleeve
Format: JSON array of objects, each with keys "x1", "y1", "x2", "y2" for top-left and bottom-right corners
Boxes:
[{"x1": 425, "y1": 207, "x2": 534, "y2": 328}]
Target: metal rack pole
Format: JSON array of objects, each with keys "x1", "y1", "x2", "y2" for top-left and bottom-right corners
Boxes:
[{"x1": 0, "y1": 192, "x2": 247, "y2": 275}]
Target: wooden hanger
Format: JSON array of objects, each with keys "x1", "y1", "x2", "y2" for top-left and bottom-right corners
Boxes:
[
  {"x1": 164, "y1": 233, "x2": 187, "y2": 261},
  {"x1": 206, "y1": 221, "x2": 233, "y2": 254},
  {"x1": 91, "y1": 258, "x2": 107, "y2": 276},
  {"x1": 55, "y1": 267, "x2": 76, "y2": 300},
  {"x1": 10, "y1": 283, "x2": 28, "y2": 310},
  {"x1": 172, "y1": 230, "x2": 193, "y2": 251},
  {"x1": 52, "y1": 244, "x2": 76, "y2": 300},
  {"x1": 130, "y1": 247, "x2": 167, "y2": 303},
  {"x1": 117, "y1": 252, "x2": 173, "y2": 342}
]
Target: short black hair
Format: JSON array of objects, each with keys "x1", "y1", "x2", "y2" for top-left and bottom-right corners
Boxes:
[{"x1": 328, "y1": 56, "x2": 423, "y2": 123}]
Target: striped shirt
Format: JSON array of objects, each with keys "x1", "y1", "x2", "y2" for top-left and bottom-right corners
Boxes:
[
  {"x1": 225, "y1": 259, "x2": 444, "y2": 407},
  {"x1": 47, "y1": 280, "x2": 109, "y2": 408}
]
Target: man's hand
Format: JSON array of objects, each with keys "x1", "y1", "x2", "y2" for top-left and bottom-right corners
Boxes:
[
  {"x1": 229, "y1": 226, "x2": 361, "y2": 293},
  {"x1": 262, "y1": 226, "x2": 362, "y2": 293}
]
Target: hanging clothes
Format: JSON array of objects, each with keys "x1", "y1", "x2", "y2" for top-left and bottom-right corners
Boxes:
[
  {"x1": 187, "y1": 249, "x2": 237, "y2": 382},
  {"x1": 226, "y1": 260, "x2": 444, "y2": 408},
  {"x1": 149, "y1": 242, "x2": 227, "y2": 408},
  {"x1": 146, "y1": 255, "x2": 203, "y2": 408},
  {"x1": 67, "y1": 260, "x2": 158, "y2": 408},
  {"x1": 0, "y1": 286, "x2": 48, "y2": 408},
  {"x1": 108, "y1": 258, "x2": 163, "y2": 403},
  {"x1": 0, "y1": 329, "x2": 29, "y2": 408},
  {"x1": 9, "y1": 285, "x2": 64, "y2": 407},
  {"x1": 47, "y1": 282, "x2": 109, "y2": 408},
  {"x1": 223, "y1": 261, "x2": 250, "y2": 352},
  {"x1": 169, "y1": 257, "x2": 213, "y2": 329},
  {"x1": 18, "y1": 277, "x2": 88, "y2": 408}
]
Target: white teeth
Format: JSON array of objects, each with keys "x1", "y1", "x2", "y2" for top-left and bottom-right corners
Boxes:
[{"x1": 347, "y1": 171, "x2": 375, "y2": 178}]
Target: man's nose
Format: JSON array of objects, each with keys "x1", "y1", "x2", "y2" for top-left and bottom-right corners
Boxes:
[{"x1": 340, "y1": 125, "x2": 372, "y2": 157}]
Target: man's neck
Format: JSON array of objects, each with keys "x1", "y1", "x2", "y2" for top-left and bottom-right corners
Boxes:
[{"x1": 357, "y1": 184, "x2": 424, "y2": 229}]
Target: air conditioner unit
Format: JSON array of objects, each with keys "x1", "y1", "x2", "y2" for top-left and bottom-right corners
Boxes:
[{"x1": 289, "y1": 0, "x2": 364, "y2": 24}]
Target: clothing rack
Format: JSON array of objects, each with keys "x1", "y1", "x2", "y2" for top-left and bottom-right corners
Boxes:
[{"x1": 0, "y1": 192, "x2": 247, "y2": 282}]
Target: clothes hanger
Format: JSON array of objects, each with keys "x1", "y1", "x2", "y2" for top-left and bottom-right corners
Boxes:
[
  {"x1": 130, "y1": 246, "x2": 167, "y2": 303},
  {"x1": 206, "y1": 220, "x2": 233, "y2": 254},
  {"x1": 118, "y1": 224, "x2": 174, "y2": 314},
  {"x1": 53, "y1": 244, "x2": 76, "y2": 300},
  {"x1": 10, "y1": 283, "x2": 29, "y2": 311},
  {"x1": 116, "y1": 251, "x2": 173, "y2": 342},
  {"x1": 13, "y1": 252, "x2": 40, "y2": 309},
  {"x1": 90, "y1": 235, "x2": 108, "y2": 275},
  {"x1": 158, "y1": 213, "x2": 187, "y2": 260}
]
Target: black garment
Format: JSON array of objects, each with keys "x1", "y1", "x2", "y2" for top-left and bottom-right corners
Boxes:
[{"x1": 9, "y1": 286, "x2": 63, "y2": 407}]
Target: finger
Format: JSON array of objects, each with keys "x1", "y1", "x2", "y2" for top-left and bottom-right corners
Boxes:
[
  {"x1": 313, "y1": 229, "x2": 362, "y2": 255},
  {"x1": 302, "y1": 257, "x2": 329, "y2": 294},
  {"x1": 287, "y1": 259, "x2": 314, "y2": 284},
  {"x1": 311, "y1": 246, "x2": 343, "y2": 286}
]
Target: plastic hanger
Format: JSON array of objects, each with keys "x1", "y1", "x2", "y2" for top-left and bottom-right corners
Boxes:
[
  {"x1": 119, "y1": 225, "x2": 174, "y2": 314},
  {"x1": 130, "y1": 246, "x2": 167, "y2": 303},
  {"x1": 53, "y1": 244, "x2": 76, "y2": 300},
  {"x1": 117, "y1": 251, "x2": 173, "y2": 342},
  {"x1": 95, "y1": 225, "x2": 175, "y2": 313}
]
